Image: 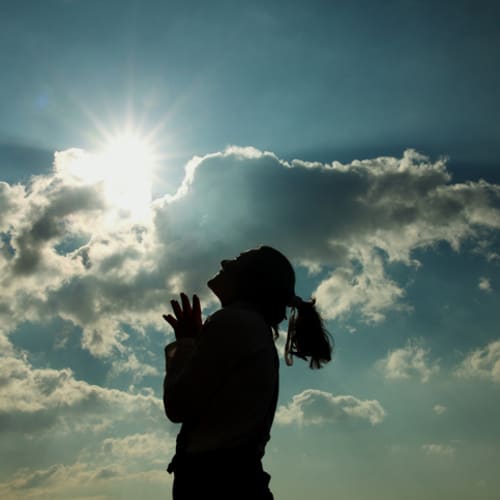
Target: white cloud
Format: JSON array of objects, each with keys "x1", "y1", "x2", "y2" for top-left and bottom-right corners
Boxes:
[
  {"x1": 1, "y1": 144, "x2": 500, "y2": 499},
  {"x1": 10, "y1": 462, "x2": 123, "y2": 491},
  {"x1": 455, "y1": 339, "x2": 500, "y2": 383},
  {"x1": 0, "y1": 181, "x2": 25, "y2": 232},
  {"x1": 0, "y1": 340, "x2": 173, "y2": 499},
  {"x1": 377, "y1": 339, "x2": 440, "y2": 382},
  {"x1": 1, "y1": 146, "x2": 500, "y2": 355},
  {"x1": 275, "y1": 389, "x2": 386, "y2": 426},
  {"x1": 0, "y1": 461, "x2": 168, "y2": 500},
  {"x1": 110, "y1": 352, "x2": 159, "y2": 382},
  {"x1": 422, "y1": 443, "x2": 455, "y2": 457},
  {"x1": 0, "y1": 350, "x2": 163, "y2": 435},
  {"x1": 100, "y1": 432, "x2": 174, "y2": 461},
  {"x1": 478, "y1": 276, "x2": 492, "y2": 293},
  {"x1": 314, "y1": 249, "x2": 407, "y2": 323},
  {"x1": 433, "y1": 404, "x2": 447, "y2": 415},
  {"x1": 0, "y1": 329, "x2": 15, "y2": 356}
]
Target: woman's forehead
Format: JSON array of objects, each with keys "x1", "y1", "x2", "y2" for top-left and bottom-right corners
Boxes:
[{"x1": 237, "y1": 248, "x2": 260, "y2": 260}]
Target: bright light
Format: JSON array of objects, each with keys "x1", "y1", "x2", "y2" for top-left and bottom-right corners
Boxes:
[
  {"x1": 100, "y1": 132, "x2": 156, "y2": 219},
  {"x1": 66, "y1": 129, "x2": 158, "y2": 221}
]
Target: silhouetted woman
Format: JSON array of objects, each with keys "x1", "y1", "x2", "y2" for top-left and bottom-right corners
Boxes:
[{"x1": 163, "y1": 246, "x2": 333, "y2": 500}]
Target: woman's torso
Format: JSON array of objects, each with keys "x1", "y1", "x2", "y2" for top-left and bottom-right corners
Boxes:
[{"x1": 178, "y1": 303, "x2": 280, "y2": 455}]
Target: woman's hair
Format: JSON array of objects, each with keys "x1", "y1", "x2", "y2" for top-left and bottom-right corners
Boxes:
[
  {"x1": 235, "y1": 245, "x2": 333, "y2": 369},
  {"x1": 286, "y1": 298, "x2": 332, "y2": 369}
]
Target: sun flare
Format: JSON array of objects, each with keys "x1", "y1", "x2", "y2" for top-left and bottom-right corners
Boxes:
[{"x1": 66, "y1": 129, "x2": 159, "y2": 221}]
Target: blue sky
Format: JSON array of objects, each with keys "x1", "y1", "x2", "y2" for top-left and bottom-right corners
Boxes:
[{"x1": 1, "y1": 1, "x2": 499, "y2": 499}]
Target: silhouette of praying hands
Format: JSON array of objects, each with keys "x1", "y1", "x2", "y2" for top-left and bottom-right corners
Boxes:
[{"x1": 163, "y1": 292, "x2": 203, "y2": 341}]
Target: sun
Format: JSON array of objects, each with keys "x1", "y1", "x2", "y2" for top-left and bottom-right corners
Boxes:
[
  {"x1": 101, "y1": 131, "x2": 156, "y2": 176},
  {"x1": 66, "y1": 128, "x2": 159, "y2": 221},
  {"x1": 99, "y1": 131, "x2": 157, "y2": 218}
]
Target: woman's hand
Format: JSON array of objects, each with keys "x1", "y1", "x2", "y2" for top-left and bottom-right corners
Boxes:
[{"x1": 163, "y1": 293, "x2": 203, "y2": 341}]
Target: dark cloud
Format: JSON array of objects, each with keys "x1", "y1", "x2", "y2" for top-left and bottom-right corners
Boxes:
[
  {"x1": 12, "y1": 183, "x2": 105, "y2": 275},
  {"x1": 154, "y1": 147, "x2": 500, "y2": 321}
]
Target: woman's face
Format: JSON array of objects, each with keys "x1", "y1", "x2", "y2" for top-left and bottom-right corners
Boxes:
[{"x1": 207, "y1": 249, "x2": 259, "y2": 305}]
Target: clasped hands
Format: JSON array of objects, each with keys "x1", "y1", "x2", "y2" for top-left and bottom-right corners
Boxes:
[{"x1": 163, "y1": 292, "x2": 203, "y2": 341}]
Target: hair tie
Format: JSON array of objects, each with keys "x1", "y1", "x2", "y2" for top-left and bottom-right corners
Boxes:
[{"x1": 288, "y1": 295, "x2": 303, "y2": 308}]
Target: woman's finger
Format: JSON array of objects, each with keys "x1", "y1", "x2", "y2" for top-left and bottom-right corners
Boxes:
[
  {"x1": 163, "y1": 314, "x2": 178, "y2": 329},
  {"x1": 170, "y1": 299, "x2": 183, "y2": 319},
  {"x1": 180, "y1": 292, "x2": 192, "y2": 316},
  {"x1": 192, "y1": 294, "x2": 202, "y2": 330}
]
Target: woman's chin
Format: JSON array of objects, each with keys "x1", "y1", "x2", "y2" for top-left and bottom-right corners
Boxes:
[
  {"x1": 208, "y1": 281, "x2": 232, "y2": 306},
  {"x1": 207, "y1": 277, "x2": 222, "y2": 299},
  {"x1": 207, "y1": 276, "x2": 218, "y2": 292}
]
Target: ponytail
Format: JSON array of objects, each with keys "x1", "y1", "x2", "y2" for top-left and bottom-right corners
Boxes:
[
  {"x1": 225, "y1": 245, "x2": 333, "y2": 368},
  {"x1": 285, "y1": 297, "x2": 333, "y2": 369}
]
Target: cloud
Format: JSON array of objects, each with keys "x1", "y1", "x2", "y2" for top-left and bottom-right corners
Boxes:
[
  {"x1": 0, "y1": 181, "x2": 25, "y2": 232},
  {"x1": 0, "y1": 145, "x2": 499, "y2": 500},
  {"x1": 0, "y1": 461, "x2": 168, "y2": 500},
  {"x1": 100, "y1": 432, "x2": 174, "y2": 461},
  {"x1": 377, "y1": 339, "x2": 440, "y2": 382},
  {"x1": 275, "y1": 389, "x2": 386, "y2": 426},
  {"x1": 0, "y1": 338, "x2": 173, "y2": 498},
  {"x1": 433, "y1": 404, "x2": 447, "y2": 415},
  {"x1": 455, "y1": 339, "x2": 500, "y2": 383},
  {"x1": 314, "y1": 250, "x2": 407, "y2": 322},
  {"x1": 0, "y1": 349, "x2": 163, "y2": 435},
  {"x1": 1, "y1": 146, "x2": 500, "y2": 355},
  {"x1": 422, "y1": 443, "x2": 455, "y2": 457},
  {"x1": 0, "y1": 462, "x2": 112, "y2": 494},
  {"x1": 478, "y1": 276, "x2": 492, "y2": 293},
  {"x1": 110, "y1": 352, "x2": 160, "y2": 383}
]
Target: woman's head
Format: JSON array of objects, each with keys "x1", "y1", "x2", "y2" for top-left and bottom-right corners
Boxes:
[
  {"x1": 208, "y1": 245, "x2": 333, "y2": 369},
  {"x1": 208, "y1": 246, "x2": 294, "y2": 322}
]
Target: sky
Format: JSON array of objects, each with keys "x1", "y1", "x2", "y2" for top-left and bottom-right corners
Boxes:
[{"x1": 1, "y1": 1, "x2": 500, "y2": 499}]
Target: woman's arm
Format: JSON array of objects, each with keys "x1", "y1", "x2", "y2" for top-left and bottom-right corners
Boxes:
[{"x1": 163, "y1": 307, "x2": 263, "y2": 423}]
